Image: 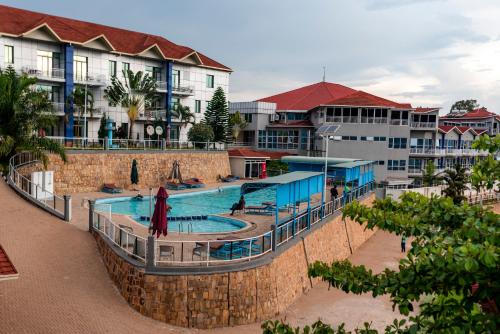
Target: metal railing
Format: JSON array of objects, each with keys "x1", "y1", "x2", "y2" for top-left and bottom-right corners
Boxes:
[
  {"x1": 7, "y1": 152, "x2": 71, "y2": 221},
  {"x1": 410, "y1": 122, "x2": 436, "y2": 129},
  {"x1": 410, "y1": 148, "x2": 445, "y2": 155},
  {"x1": 89, "y1": 183, "x2": 376, "y2": 268},
  {"x1": 172, "y1": 85, "x2": 194, "y2": 95},
  {"x1": 23, "y1": 66, "x2": 65, "y2": 80},
  {"x1": 74, "y1": 74, "x2": 106, "y2": 85}
]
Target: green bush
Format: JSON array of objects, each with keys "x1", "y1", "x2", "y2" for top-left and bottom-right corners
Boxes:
[{"x1": 188, "y1": 123, "x2": 215, "y2": 143}]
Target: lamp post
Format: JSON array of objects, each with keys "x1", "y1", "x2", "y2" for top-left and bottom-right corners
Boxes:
[
  {"x1": 83, "y1": 83, "x2": 88, "y2": 147},
  {"x1": 322, "y1": 134, "x2": 333, "y2": 204}
]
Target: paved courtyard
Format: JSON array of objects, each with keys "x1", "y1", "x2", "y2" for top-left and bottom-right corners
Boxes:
[{"x1": 2, "y1": 180, "x2": 496, "y2": 333}]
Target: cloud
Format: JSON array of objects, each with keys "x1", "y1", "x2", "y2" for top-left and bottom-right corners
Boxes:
[{"x1": 363, "y1": 0, "x2": 446, "y2": 11}]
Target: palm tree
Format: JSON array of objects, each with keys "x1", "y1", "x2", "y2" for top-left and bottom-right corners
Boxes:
[
  {"x1": 442, "y1": 163, "x2": 468, "y2": 204},
  {"x1": 0, "y1": 66, "x2": 66, "y2": 169},
  {"x1": 67, "y1": 86, "x2": 94, "y2": 137},
  {"x1": 421, "y1": 160, "x2": 441, "y2": 186},
  {"x1": 171, "y1": 103, "x2": 195, "y2": 131},
  {"x1": 104, "y1": 70, "x2": 157, "y2": 139},
  {"x1": 228, "y1": 111, "x2": 247, "y2": 142}
]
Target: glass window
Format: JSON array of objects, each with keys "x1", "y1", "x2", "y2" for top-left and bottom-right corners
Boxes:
[
  {"x1": 109, "y1": 60, "x2": 117, "y2": 77},
  {"x1": 206, "y1": 74, "x2": 214, "y2": 88},
  {"x1": 73, "y1": 55, "x2": 88, "y2": 81},
  {"x1": 171, "y1": 97, "x2": 180, "y2": 111},
  {"x1": 4, "y1": 45, "x2": 14, "y2": 64},
  {"x1": 195, "y1": 100, "x2": 201, "y2": 113},
  {"x1": 172, "y1": 70, "x2": 180, "y2": 88},
  {"x1": 122, "y1": 62, "x2": 130, "y2": 74},
  {"x1": 387, "y1": 160, "x2": 406, "y2": 171},
  {"x1": 145, "y1": 66, "x2": 162, "y2": 81},
  {"x1": 389, "y1": 137, "x2": 407, "y2": 149},
  {"x1": 244, "y1": 113, "x2": 253, "y2": 123}
]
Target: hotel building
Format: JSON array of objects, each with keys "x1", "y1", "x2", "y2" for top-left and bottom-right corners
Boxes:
[
  {"x1": 229, "y1": 82, "x2": 492, "y2": 186},
  {"x1": 0, "y1": 5, "x2": 231, "y2": 142}
]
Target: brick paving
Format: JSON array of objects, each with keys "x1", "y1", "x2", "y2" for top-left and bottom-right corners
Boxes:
[{"x1": 4, "y1": 180, "x2": 496, "y2": 333}]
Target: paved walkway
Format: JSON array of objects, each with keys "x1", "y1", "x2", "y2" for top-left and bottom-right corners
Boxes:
[{"x1": 3, "y1": 181, "x2": 495, "y2": 333}]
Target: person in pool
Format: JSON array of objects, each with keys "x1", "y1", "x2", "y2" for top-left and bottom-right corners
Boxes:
[{"x1": 134, "y1": 192, "x2": 143, "y2": 200}]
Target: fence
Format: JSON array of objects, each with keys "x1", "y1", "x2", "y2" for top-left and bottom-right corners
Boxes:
[
  {"x1": 89, "y1": 182, "x2": 375, "y2": 268},
  {"x1": 45, "y1": 136, "x2": 228, "y2": 151},
  {"x1": 7, "y1": 152, "x2": 71, "y2": 221}
]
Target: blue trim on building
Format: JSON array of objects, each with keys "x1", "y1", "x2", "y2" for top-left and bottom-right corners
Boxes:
[
  {"x1": 63, "y1": 44, "x2": 74, "y2": 139},
  {"x1": 165, "y1": 60, "x2": 173, "y2": 126}
]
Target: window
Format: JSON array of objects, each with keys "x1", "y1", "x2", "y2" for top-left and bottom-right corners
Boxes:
[
  {"x1": 341, "y1": 136, "x2": 357, "y2": 141},
  {"x1": 172, "y1": 70, "x2": 180, "y2": 88},
  {"x1": 195, "y1": 100, "x2": 201, "y2": 113},
  {"x1": 109, "y1": 60, "x2": 117, "y2": 77},
  {"x1": 360, "y1": 136, "x2": 374, "y2": 141},
  {"x1": 257, "y1": 129, "x2": 299, "y2": 149},
  {"x1": 388, "y1": 137, "x2": 407, "y2": 149},
  {"x1": 145, "y1": 66, "x2": 162, "y2": 81},
  {"x1": 387, "y1": 160, "x2": 406, "y2": 171},
  {"x1": 244, "y1": 113, "x2": 253, "y2": 123},
  {"x1": 122, "y1": 62, "x2": 130, "y2": 73},
  {"x1": 378, "y1": 160, "x2": 385, "y2": 165},
  {"x1": 206, "y1": 74, "x2": 214, "y2": 88},
  {"x1": 37, "y1": 50, "x2": 60, "y2": 76},
  {"x1": 171, "y1": 97, "x2": 180, "y2": 111},
  {"x1": 73, "y1": 55, "x2": 88, "y2": 81},
  {"x1": 374, "y1": 136, "x2": 386, "y2": 141},
  {"x1": 4, "y1": 45, "x2": 14, "y2": 64}
]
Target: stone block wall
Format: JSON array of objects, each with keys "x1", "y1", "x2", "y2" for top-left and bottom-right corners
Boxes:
[
  {"x1": 21, "y1": 150, "x2": 231, "y2": 193},
  {"x1": 92, "y1": 194, "x2": 377, "y2": 329}
]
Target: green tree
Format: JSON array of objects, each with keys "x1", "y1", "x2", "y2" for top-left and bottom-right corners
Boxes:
[
  {"x1": 204, "y1": 87, "x2": 229, "y2": 142},
  {"x1": 449, "y1": 99, "x2": 480, "y2": 112},
  {"x1": 228, "y1": 111, "x2": 247, "y2": 142},
  {"x1": 104, "y1": 69, "x2": 157, "y2": 139},
  {"x1": 67, "y1": 85, "x2": 94, "y2": 137},
  {"x1": 471, "y1": 134, "x2": 500, "y2": 194},
  {"x1": 442, "y1": 163, "x2": 468, "y2": 204},
  {"x1": 421, "y1": 160, "x2": 440, "y2": 186},
  {"x1": 187, "y1": 123, "x2": 214, "y2": 144},
  {"x1": 0, "y1": 66, "x2": 66, "y2": 169},
  {"x1": 97, "y1": 113, "x2": 107, "y2": 140},
  {"x1": 172, "y1": 103, "x2": 195, "y2": 132}
]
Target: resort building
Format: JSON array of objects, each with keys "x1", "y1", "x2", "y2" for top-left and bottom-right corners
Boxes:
[
  {"x1": 439, "y1": 107, "x2": 500, "y2": 136},
  {"x1": 229, "y1": 82, "x2": 492, "y2": 186},
  {"x1": 0, "y1": 4, "x2": 231, "y2": 142}
]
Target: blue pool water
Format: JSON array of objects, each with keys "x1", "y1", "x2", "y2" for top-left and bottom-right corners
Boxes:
[{"x1": 96, "y1": 186, "x2": 275, "y2": 233}]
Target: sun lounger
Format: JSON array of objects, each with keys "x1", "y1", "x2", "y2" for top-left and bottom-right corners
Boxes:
[
  {"x1": 218, "y1": 174, "x2": 239, "y2": 182},
  {"x1": 245, "y1": 205, "x2": 274, "y2": 215},
  {"x1": 182, "y1": 178, "x2": 205, "y2": 188},
  {"x1": 101, "y1": 183, "x2": 123, "y2": 194},
  {"x1": 166, "y1": 182, "x2": 187, "y2": 190}
]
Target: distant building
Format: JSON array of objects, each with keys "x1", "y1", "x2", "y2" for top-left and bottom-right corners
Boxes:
[
  {"x1": 0, "y1": 4, "x2": 231, "y2": 142},
  {"x1": 230, "y1": 82, "x2": 492, "y2": 186},
  {"x1": 439, "y1": 108, "x2": 500, "y2": 136}
]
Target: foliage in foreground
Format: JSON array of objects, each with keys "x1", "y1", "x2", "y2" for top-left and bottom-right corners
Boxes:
[
  {"x1": 0, "y1": 66, "x2": 66, "y2": 169},
  {"x1": 264, "y1": 192, "x2": 499, "y2": 333}
]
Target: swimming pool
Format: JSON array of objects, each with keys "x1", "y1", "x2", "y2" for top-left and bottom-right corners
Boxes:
[{"x1": 96, "y1": 186, "x2": 275, "y2": 233}]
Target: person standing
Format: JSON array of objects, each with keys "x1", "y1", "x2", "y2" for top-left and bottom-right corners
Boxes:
[
  {"x1": 330, "y1": 186, "x2": 339, "y2": 209},
  {"x1": 401, "y1": 234, "x2": 407, "y2": 253}
]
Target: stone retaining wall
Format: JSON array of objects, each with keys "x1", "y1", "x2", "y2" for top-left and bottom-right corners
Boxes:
[
  {"x1": 20, "y1": 150, "x2": 231, "y2": 193},
  {"x1": 93, "y1": 194, "x2": 377, "y2": 329}
]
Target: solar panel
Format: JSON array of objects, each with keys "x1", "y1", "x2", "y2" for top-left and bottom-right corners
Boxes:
[{"x1": 316, "y1": 124, "x2": 340, "y2": 136}]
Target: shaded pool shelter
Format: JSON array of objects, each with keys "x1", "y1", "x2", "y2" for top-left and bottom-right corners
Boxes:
[
  {"x1": 241, "y1": 171, "x2": 324, "y2": 227},
  {"x1": 281, "y1": 156, "x2": 375, "y2": 188}
]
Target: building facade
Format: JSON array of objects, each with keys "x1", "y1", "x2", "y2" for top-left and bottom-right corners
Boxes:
[
  {"x1": 439, "y1": 107, "x2": 500, "y2": 136},
  {"x1": 229, "y1": 82, "x2": 492, "y2": 186},
  {"x1": 0, "y1": 5, "x2": 231, "y2": 142}
]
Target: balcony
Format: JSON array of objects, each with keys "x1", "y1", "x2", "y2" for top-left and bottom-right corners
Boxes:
[
  {"x1": 444, "y1": 148, "x2": 488, "y2": 156},
  {"x1": 140, "y1": 108, "x2": 167, "y2": 120},
  {"x1": 23, "y1": 66, "x2": 65, "y2": 82},
  {"x1": 390, "y1": 119, "x2": 409, "y2": 126},
  {"x1": 52, "y1": 102, "x2": 65, "y2": 115},
  {"x1": 172, "y1": 84, "x2": 194, "y2": 96},
  {"x1": 410, "y1": 122, "x2": 437, "y2": 129},
  {"x1": 156, "y1": 81, "x2": 167, "y2": 92},
  {"x1": 410, "y1": 148, "x2": 445, "y2": 156},
  {"x1": 74, "y1": 74, "x2": 106, "y2": 86},
  {"x1": 73, "y1": 106, "x2": 103, "y2": 118}
]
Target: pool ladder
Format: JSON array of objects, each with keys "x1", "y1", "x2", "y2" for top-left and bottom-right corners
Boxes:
[{"x1": 178, "y1": 221, "x2": 193, "y2": 234}]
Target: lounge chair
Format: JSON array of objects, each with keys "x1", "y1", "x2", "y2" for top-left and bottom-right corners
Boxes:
[
  {"x1": 101, "y1": 183, "x2": 123, "y2": 194},
  {"x1": 166, "y1": 182, "x2": 187, "y2": 190},
  {"x1": 245, "y1": 204, "x2": 274, "y2": 215},
  {"x1": 182, "y1": 178, "x2": 205, "y2": 188},
  {"x1": 218, "y1": 174, "x2": 239, "y2": 182}
]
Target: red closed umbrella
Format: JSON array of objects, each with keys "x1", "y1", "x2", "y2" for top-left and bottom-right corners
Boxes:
[{"x1": 151, "y1": 187, "x2": 169, "y2": 238}]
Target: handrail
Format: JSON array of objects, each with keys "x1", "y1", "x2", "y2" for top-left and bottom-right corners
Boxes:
[{"x1": 6, "y1": 152, "x2": 71, "y2": 221}]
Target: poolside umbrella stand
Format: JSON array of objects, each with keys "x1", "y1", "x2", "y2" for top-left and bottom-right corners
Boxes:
[{"x1": 151, "y1": 187, "x2": 169, "y2": 238}]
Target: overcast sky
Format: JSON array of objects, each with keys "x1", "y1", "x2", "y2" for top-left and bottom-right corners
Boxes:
[{"x1": 6, "y1": 0, "x2": 500, "y2": 113}]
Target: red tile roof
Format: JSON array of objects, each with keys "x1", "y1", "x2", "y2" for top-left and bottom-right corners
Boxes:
[
  {"x1": 0, "y1": 4, "x2": 231, "y2": 71},
  {"x1": 325, "y1": 90, "x2": 411, "y2": 108},
  {"x1": 414, "y1": 107, "x2": 440, "y2": 113},
  {"x1": 441, "y1": 107, "x2": 497, "y2": 120},
  {"x1": 228, "y1": 149, "x2": 270, "y2": 159},
  {"x1": 438, "y1": 125, "x2": 480, "y2": 135},
  {"x1": 0, "y1": 245, "x2": 18, "y2": 281},
  {"x1": 257, "y1": 82, "x2": 357, "y2": 111},
  {"x1": 438, "y1": 125, "x2": 457, "y2": 133},
  {"x1": 260, "y1": 151, "x2": 295, "y2": 160},
  {"x1": 456, "y1": 126, "x2": 476, "y2": 135}
]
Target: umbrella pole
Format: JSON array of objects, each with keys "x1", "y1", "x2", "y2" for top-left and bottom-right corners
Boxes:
[{"x1": 149, "y1": 187, "x2": 153, "y2": 231}]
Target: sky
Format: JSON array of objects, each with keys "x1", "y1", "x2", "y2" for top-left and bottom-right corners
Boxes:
[{"x1": 5, "y1": 0, "x2": 500, "y2": 113}]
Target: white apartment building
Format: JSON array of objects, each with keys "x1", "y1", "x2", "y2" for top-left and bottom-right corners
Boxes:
[{"x1": 0, "y1": 4, "x2": 231, "y2": 142}]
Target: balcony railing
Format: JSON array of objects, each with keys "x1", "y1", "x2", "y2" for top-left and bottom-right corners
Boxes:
[
  {"x1": 52, "y1": 102, "x2": 65, "y2": 114},
  {"x1": 23, "y1": 66, "x2": 65, "y2": 81},
  {"x1": 156, "y1": 81, "x2": 167, "y2": 91},
  {"x1": 410, "y1": 148, "x2": 445, "y2": 156},
  {"x1": 141, "y1": 108, "x2": 167, "y2": 120},
  {"x1": 390, "y1": 119, "x2": 409, "y2": 126},
  {"x1": 74, "y1": 74, "x2": 106, "y2": 86},
  {"x1": 411, "y1": 122, "x2": 437, "y2": 129},
  {"x1": 172, "y1": 85, "x2": 194, "y2": 95}
]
